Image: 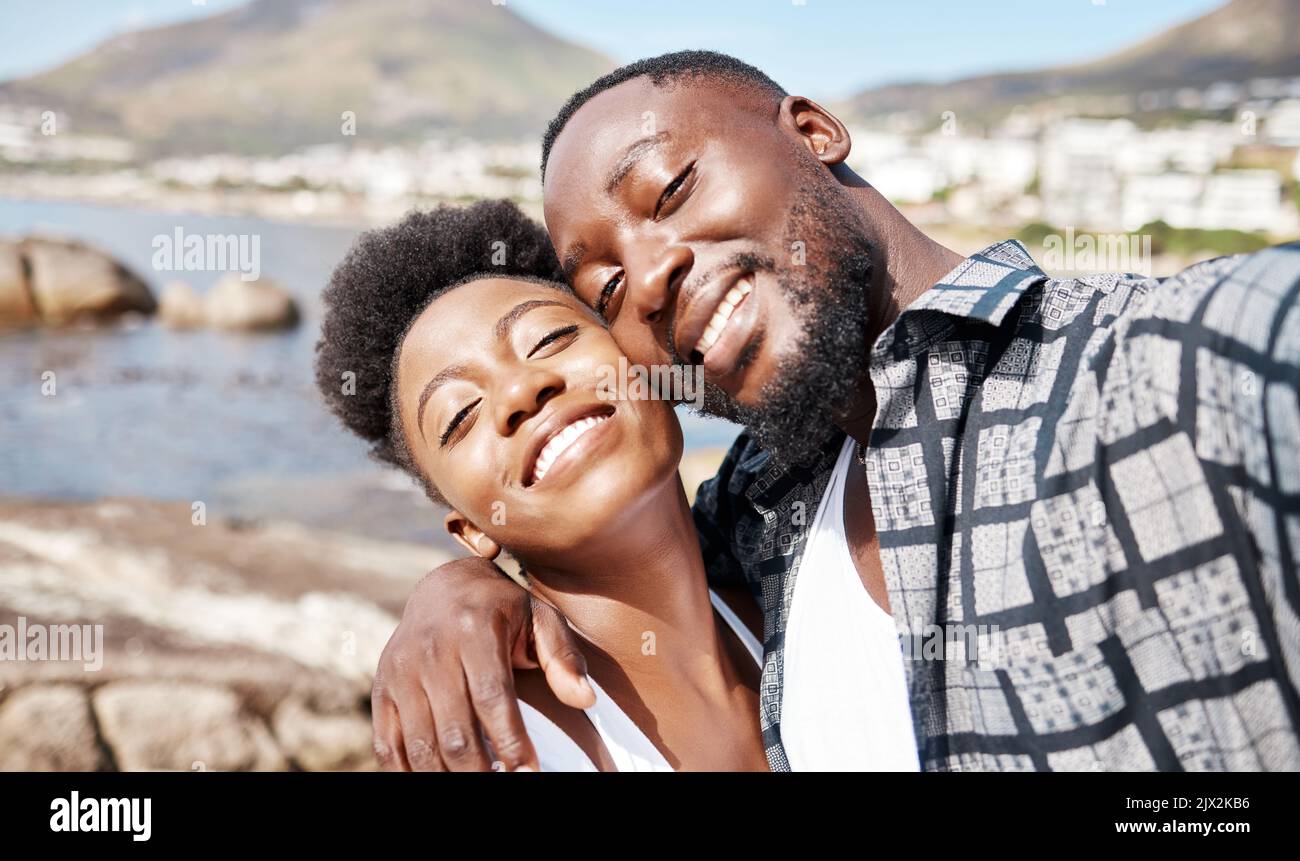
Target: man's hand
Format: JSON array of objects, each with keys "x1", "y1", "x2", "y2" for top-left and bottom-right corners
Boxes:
[{"x1": 371, "y1": 557, "x2": 595, "y2": 772}]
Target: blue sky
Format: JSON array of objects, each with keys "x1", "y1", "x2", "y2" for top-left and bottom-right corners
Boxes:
[{"x1": 2, "y1": 0, "x2": 1225, "y2": 98}]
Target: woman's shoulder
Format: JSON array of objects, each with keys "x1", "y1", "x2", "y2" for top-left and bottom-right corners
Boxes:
[{"x1": 513, "y1": 668, "x2": 614, "y2": 772}]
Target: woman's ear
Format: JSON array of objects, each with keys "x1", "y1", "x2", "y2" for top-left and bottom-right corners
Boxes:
[
  {"x1": 444, "y1": 510, "x2": 501, "y2": 560},
  {"x1": 779, "y1": 95, "x2": 852, "y2": 165}
]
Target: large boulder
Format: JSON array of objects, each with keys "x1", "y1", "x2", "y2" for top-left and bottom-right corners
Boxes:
[
  {"x1": 156, "y1": 280, "x2": 206, "y2": 329},
  {"x1": 0, "y1": 241, "x2": 39, "y2": 331},
  {"x1": 0, "y1": 685, "x2": 108, "y2": 771},
  {"x1": 272, "y1": 697, "x2": 376, "y2": 772},
  {"x1": 94, "y1": 680, "x2": 288, "y2": 772},
  {"x1": 0, "y1": 497, "x2": 447, "y2": 771},
  {"x1": 20, "y1": 237, "x2": 156, "y2": 325},
  {"x1": 204, "y1": 274, "x2": 299, "y2": 331}
]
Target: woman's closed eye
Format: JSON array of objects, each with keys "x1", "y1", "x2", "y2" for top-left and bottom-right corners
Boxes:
[
  {"x1": 440, "y1": 398, "x2": 480, "y2": 447},
  {"x1": 527, "y1": 323, "x2": 579, "y2": 358}
]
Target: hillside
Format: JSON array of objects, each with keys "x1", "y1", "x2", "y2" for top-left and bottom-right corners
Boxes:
[
  {"x1": 841, "y1": 0, "x2": 1300, "y2": 124},
  {"x1": 0, "y1": 0, "x2": 613, "y2": 155}
]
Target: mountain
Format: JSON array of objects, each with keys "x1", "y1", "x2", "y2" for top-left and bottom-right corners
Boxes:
[
  {"x1": 841, "y1": 0, "x2": 1300, "y2": 125},
  {"x1": 0, "y1": 0, "x2": 613, "y2": 156}
]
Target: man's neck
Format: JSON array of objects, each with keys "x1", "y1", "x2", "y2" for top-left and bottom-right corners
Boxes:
[
  {"x1": 832, "y1": 165, "x2": 966, "y2": 444},
  {"x1": 523, "y1": 478, "x2": 740, "y2": 701}
]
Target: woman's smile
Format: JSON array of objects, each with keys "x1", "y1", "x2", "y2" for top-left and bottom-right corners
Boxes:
[{"x1": 523, "y1": 402, "x2": 617, "y2": 487}]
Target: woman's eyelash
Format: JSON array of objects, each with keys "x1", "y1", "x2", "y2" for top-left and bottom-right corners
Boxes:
[
  {"x1": 654, "y1": 162, "x2": 695, "y2": 218},
  {"x1": 527, "y1": 324, "x2": 579, "y2": 358},
  {"x1": 596, "y1": 275, "x2": 622, "y2": 317},
  {"x1": 440, "y1": 399, "x2": 479, "y2": 446}
]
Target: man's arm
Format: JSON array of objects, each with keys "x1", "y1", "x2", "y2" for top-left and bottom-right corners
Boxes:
[
  {"x1": 1190, "y1": 243, "x2": 1300, "y2": 692},
  {"x1": 370, "y1": 431, "x2": 759, "y2": 772},
  {"x1": 371, "y1": 557, "x2": 594, "y2": 772}
]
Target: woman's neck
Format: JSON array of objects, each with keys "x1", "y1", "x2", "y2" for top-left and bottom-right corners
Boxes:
[{"x1": 522, "y1": 476, "x2": 739, "y2": 700}]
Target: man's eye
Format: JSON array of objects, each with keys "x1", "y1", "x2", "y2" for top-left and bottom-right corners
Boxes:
[
  {"x1": 654, "y1": 162, "x2": 695, "y2": 219},
  {"x1": 527, "y1": 324, "x2": 579, "y2": 358},
  {"x1": 596, "y1": 274, "x2": 622, "y2": 318},
  {"x1": 440, "y1": 399, "x2": 480, "y2": 447}
]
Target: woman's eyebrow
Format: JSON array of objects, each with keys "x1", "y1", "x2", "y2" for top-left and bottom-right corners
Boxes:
[
  {"x1": 492, "y1": 299, "x2": 568, "y2": 340},
  {"x1": 416, "y1": 363, "x2": 469, "y2": 439}
]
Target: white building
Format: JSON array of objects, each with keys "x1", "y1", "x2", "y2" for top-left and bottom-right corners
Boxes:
[
  {"x1": 1040, "y1": 119, "x2": 1136, "y2": 229},
  {"x1": 868, "y1": 155, "x2": 945, "y2": 204},
  {"x1": 1199, "y1": 170, "x2": 1289, "y2": 232},
  {"x1": 1121, "y1": 169, "x2": 1289, "y2": 233},
  {"x1": 1266, "y1": 100, "x2": 1300, "y2": 147}
]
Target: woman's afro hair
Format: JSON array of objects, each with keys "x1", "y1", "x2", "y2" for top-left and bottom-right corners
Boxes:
[{"x1": 314, "y1": 200, "x2": 565, "y2": 498}]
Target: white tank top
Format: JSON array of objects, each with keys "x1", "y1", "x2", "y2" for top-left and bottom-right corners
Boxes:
[
  {"x1": 779, "y1": 436, "x2": 920, "y2": 771},
  {"x1": 512, "y1": 590, "x2": 763, "y2": 772}
]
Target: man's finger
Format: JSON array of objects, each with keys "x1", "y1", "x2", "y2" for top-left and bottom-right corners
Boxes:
[
  {"x1": 531, "y1": 599, "x2": 595, "y2": 710},
  {"x1": 460, "y1": 634, "x2": 539, "y2": 773},
  {"x1": 394, "y1": 686, "x2": 445, "y2": 772},
  {"x1": 426, "y1": 667, "x2": 494, "y2": 772},
  {"x1": 370, "y1": 685, "x2": 411, "y2": 772}
]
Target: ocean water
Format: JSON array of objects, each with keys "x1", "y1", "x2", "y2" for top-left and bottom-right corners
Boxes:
[{"x1": 0, "y1": 197, "x2": 742, "y2": 543}]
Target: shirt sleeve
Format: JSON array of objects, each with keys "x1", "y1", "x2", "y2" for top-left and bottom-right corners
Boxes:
[{"x1": 1199, "y1": 243, "x2": 1300, "y2": 693}]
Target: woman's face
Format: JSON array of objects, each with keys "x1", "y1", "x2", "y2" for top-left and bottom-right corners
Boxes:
[{"x1": 395, "y1": 278, "x2": 683, "y2": 564}]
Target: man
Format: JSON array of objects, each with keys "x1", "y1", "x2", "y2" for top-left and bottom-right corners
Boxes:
[{"x1": 370, "y1": 51, "x2": 1300, "y2": 771}]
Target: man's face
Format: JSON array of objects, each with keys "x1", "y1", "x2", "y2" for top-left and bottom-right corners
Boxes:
[
  {"x1": 543, "y1": 75, "x2": 876, "y2": 465},
  {"x1": 544, "y1": 77, "x2": 844, "y2": 410}
]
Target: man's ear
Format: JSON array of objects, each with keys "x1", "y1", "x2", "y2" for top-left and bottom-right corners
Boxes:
[
  {"x1": 444, "y1": 510, "x2": 501, "y2": 560},
  {"x1": 779, "y1": 95, "x2": 852, "y2": 166}
]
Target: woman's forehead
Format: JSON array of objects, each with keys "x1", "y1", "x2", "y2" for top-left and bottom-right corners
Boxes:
[{"x1": 400, "y1": 278, "x2": 581, "y2": 371}]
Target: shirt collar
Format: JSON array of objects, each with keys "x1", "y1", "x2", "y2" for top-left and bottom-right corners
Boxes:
[{"x1": 873, "y1": 239, "x2": 1048, "y2": 360}]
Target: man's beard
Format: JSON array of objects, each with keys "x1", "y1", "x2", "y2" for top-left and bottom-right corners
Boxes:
[{"x1": 692, "y1": 178, "x2": 875, "y2": 468}]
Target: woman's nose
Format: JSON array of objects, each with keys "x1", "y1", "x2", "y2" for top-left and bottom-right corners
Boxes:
[{"x1": 493, "y1": 367, "x2": 564, "y2": 435}]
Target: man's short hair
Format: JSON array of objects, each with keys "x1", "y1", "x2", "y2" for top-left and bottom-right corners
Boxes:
[{"x1": 541, "y1": 50, "x2": 787, "y2": 180}]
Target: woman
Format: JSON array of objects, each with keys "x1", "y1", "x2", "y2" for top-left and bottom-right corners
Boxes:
[{"x1": 315, "y1": 200, "x2": 768, "y2": 771}]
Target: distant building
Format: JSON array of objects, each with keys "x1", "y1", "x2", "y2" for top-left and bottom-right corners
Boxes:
[
  {"x1": 1122, "y1": 169, "x2": 1290, "y2": 233},
  {"x1": 868, "y1": 155, "x2": 944, "y2": 205},
  {"x1": 1040, "y1": 119, "x2": 1135, "y2": 230},
  {"x1": 1266, "y1": 100, "x2": 1300, "y2": 147}
]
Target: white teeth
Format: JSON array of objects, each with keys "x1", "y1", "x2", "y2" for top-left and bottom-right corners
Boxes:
[
  {"x1": 696, "y1": 278, "x2": 753, "y2": 357},
  {"x1": 530, "y1": 414, "x2": 608, "y2": 485}
]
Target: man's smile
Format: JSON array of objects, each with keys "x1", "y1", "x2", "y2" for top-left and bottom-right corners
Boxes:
[{"x1": 674, "y1": 268, "x2": 761, "y2": 378}]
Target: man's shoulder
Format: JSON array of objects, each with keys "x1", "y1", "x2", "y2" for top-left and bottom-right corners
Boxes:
[{"x1": 1104, "y1": 243, "x2": 1300, "y2": 358}]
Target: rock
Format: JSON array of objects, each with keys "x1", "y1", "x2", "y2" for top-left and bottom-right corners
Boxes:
[
  {"x1": 0, "y1": 241, "x2": 38, "y2": 331},
  {"x1": 0, "y1": 685, "x2": 107, "y2": 771},
  {"x1": 20, "y1": 237, "x2": 156, "y2": 325},
  {"x1": 0, "y1": 497, "x2": 446, "y2": 771},
  {"x1": 157, "y1": 280, "x2": 206, "y2": 328},
  {"x1": 94, "y1": 680, "x2": 287, "y2": 771},
  {"x1": 204, "y1": 274, "x2": 299, "y2": 331},
  {"x1": 272, "y1": 697, "x2": 376, "y2": 771}
]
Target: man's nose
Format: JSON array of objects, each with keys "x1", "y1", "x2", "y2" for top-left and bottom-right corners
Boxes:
[
  {"x1": 493, "y1": 367, "x2": 564, "y2": 435},
  {"x1": 626, "y1": 243, "x2": 693, "y2": 326}
]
